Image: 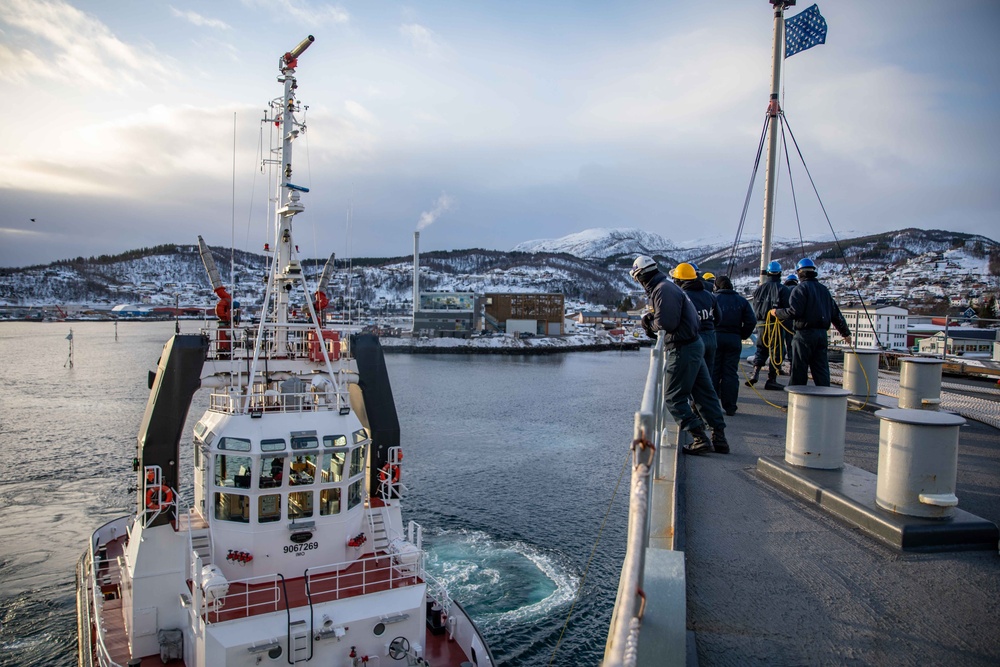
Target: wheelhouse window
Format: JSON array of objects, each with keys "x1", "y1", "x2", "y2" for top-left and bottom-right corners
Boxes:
[
  {"x1": 352, "y1": 429, "x2": 368, "y2": 444},
  {"x1": 292, "y1": 432, "x2": 319, "y2": 450},
  {"x1": 260, "y1": 456, "x2": 285, "y2": 488},
  {"x1": 289, "y1": 490, "x2": 314, "y2": 519},
  {"x1": 347, "y1": 480, "x2": 363, "y2": 511},
  {"x1": 289, "y1": 454, "x2": 317, "y2": 486},
  {"x1": 261, "y1": 438, "x2": 286, "y2": 452},
  {"x1": 321, "y1": 449, "x2": 347, "y2": 483},
  {"x1": 218, "y1": 437, "x2": 251, "y2": 452},
  {"x1": 258, "y1": 494, "x2": 281, "y2": 523},
  {"x1": 214, "y1": 492, "x2": 249, "y2": 522},
  {"x1": 324, "y1": 435, "x2": 347, "y2": 448},
  {"x1": 216, "y1": 454, "x2": 253, "y2": 489},
  {"x1": 349, "y1": 445, "x2": 367, "y2": 478},
  {"x1": 320, "y1": 488, "x2": 341, "y2": 516}
]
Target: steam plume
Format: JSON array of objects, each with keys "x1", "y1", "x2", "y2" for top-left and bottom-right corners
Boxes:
[{"x1": 416, "y1": 193, "x2": 455, "y2": 231}]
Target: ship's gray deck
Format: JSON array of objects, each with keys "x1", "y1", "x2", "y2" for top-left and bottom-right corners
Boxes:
[{"x1": 681, "y1": 379, "x2": 1000, "y2": 666}]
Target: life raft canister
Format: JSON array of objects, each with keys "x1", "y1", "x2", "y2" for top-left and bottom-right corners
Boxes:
[{"x1": 145, "y1": 485, "x2": 174, "y2": 511}]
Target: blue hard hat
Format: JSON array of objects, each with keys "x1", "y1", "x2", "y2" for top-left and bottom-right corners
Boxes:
[
  {"x1": 766, "y1": 260, "x2": 781, "y2": 274},
  {"x1": 785, "y1": 274, "x2": 798, "y2": 283},
  {"x1": 689, "y1": 261, "x2": 699, "y2": 272},
  {"x1": 796, "y1": 258, "x2": 816, "y2": 271}
]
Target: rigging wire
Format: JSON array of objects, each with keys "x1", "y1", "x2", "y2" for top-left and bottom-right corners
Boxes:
[
  {"x1": 549, "y1": 448, "x2": 631, "y2": 666},
  {"x1": 778, "y1": 115, "x2": 806, "y2": 257},
  {"x1": 780, "y1": 115, "x2": 884, "y2": 348},
  {"x1": 726, "y1": 114, "x2": 771, "y2": 279}
]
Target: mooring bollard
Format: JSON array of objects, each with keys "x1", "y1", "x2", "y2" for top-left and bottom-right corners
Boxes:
[
  {"x1": 874, "y1": 408, "x2": 965, "y2": 519},
  {"x1": 898, "y1": 357, "x2": 944, "y2": 410},
  {"x1": 843, "y1": 349, "x2": 880, "y2": 401},
  {"x1": 784, "y1": 385, "x2": 850, "y2": 469}
]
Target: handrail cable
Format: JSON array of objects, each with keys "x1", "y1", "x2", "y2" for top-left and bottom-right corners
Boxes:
[{"x1": 778, "y1": 115, "x2": 806, "y2": 257}]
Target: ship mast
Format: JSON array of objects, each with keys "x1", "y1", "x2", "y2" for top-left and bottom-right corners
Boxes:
[
  {"x1": 758, "y1": 0, "x2": 793, "y2": 283},
  {"x1": 270, "y1": 35, "x2": 314, "y2": 347}
]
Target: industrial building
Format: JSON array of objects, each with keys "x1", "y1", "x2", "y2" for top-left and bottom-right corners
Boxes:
[
  {"x1": 413, "y1": 291, "x2": 480, "y2": 336},
  {"x1": 484, "y1": 293, "x2": 565, "y2": 336}
]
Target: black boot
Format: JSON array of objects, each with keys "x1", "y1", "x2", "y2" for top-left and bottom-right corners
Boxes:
[
  {"x1": 712, "y1": 428, "x2": 730, "y2": 454},
  {"x1": 683, "y1": 427, "x2": 713, "y2": 455},
  {"x1": 744, "y1": 367, "x2": 761, "y2": 387}
]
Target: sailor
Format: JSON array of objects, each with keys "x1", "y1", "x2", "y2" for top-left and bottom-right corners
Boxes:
[
  {"x1": 712, "y1": 275, "x2": 756, "y2": 416},
  {"x1": 632, "y1": 256, "x2": 727, "y2": 455},
  {"x1": 672, "y1": 262, "x2": 720, "y2": 385},
  {"x1": 780, "y1": 273, "x2": 798, "y2": 375},
  {"x1": 747, "y1": 260, "x2": 790, "y2": 391},
  {"x1": 771, "y1": 258, "x2": 852, "y2": 387}
]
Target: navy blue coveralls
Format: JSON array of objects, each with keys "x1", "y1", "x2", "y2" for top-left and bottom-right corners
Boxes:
[
  {"x1": 680, "y1": 278, "x2": 720, "y2": 378},
  {"x1": 774, "y1": 275, "x2": 851, "y2": 386},
  {"x1": 713, "y1": 288, "x2": 757, "y2": 414},
  {"x1": 750, "y1": 276, "x2": 790, "y2": 382},
  {"x1": 643, "y1": 272, "x2": 725, "y2": 435}
]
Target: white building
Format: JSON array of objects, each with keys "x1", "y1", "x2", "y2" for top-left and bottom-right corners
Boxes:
[{"x1": 840, "y1": 305, "x2": 909, "y2": 350}]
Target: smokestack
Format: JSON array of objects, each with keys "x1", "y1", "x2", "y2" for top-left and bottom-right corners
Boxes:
[{"x1": 413, "y1": 231, "x2": 420, "y2": 324}]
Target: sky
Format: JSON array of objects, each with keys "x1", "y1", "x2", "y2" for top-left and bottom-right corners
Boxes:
[{"x1": 1, "y1": 0, "x2": 998, "y2": 267}]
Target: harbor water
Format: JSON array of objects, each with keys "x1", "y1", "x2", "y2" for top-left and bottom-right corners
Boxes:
[{"x1": 0, "y1": 320, "x2": 646, "y2": 666}]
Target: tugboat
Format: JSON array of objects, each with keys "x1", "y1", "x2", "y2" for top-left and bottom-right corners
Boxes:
[{"x1": 76, "y1": 35, "x2": 495, "y2": 667}]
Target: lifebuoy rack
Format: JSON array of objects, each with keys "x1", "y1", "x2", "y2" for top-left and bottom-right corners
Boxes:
[{"x1": 142, "y1": 465, "x2": 175, "y2": 527}]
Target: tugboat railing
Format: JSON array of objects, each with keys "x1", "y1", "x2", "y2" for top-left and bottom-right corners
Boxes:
[{"x1": 604, "y1": 332, "x2": 686, "y2": 667}]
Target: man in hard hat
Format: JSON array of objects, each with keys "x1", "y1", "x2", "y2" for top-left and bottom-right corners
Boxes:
[
  {"x1": 747, "y1": 260, "x2": 791, "y2": 391},
  {"x1": 771, "y1": 258, "x2": 852, "y2": 387},
  {"x1": 631, "y1": 256, "x2": 727, "y2": 454},
  {"x1": 702, "y1": 271, "x2": 717, "y2": 292},
  {"x1": 712, "y1": 275, "x2": 756, "y2": 416},
  {"x1": 672, "y1": 262, "x2": 720, "y2": 387},
  {"x1": 779, "y1": 273, "x2": 799, "y2": 374}
]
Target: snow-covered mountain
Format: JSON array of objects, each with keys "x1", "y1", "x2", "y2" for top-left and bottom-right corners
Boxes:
[{"x1": 513, "y1": 228, "x2": 676, "y2": 259}]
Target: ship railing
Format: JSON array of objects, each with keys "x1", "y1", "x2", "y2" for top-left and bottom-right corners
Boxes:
[
  {"x1": 604, "y1": 332, "x2": 685, "y2": 667},
  {"x1": 204, "y1": 573, "x2": 283, "y2": 623},
  {"x1": 421, "y1": 570, "x2": 453, "y2": 617},
  {"x1": 208, "y1": 387, "x2": 346, "y2": 414},
  {"x1": 86, "y1": 517, "x2": 130, "y2": 667},
  {"x1": 304, "y1": 552, "x2": 423, "y2": 605},
  {"x1": 201, "y1": 324, "x2": 351, "y2": 362}
]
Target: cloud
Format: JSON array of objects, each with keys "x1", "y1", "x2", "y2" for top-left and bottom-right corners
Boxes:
[
  {"x1": 169, "y1": 7, "x2": 231, "y2": 30},
  {"x1": 344, "y1": 100, "x2": 377, "y2": 125},
  {"x1": 400, "y1": 23, "x2": 447, "y2": 59},
  {"x1": 241, "y1": 0, "x2": 349, "y2": 26},
  {"x1": 0, "y1": 0, "x2": 175, "y2": 89}
]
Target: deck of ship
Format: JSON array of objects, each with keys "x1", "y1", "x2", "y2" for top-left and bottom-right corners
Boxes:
[{"x1": 680, "y1": 375, "x2": 1000, "y2": 665}]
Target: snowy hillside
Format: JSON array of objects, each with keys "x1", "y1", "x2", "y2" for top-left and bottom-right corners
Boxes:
[
  {"x1": 0, "y1": 228, "x2": 997, "y2": 315},
  {"x1": 513, "y1": 228, "x2": 676, "y2": 259}
]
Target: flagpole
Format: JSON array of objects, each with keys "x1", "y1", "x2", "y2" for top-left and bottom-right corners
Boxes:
[{"x1": 759, "y1": 0, "x2": 793, "y2": 283}]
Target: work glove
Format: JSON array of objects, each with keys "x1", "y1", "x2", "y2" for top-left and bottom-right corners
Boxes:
[{"x1": 641, "y1": 312, "x2": 656, "y2": 339}]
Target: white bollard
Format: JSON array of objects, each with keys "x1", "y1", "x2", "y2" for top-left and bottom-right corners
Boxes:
[
  {"x1": 843, "y1": 349, "x2": 880, "y2": 401},
  {"x1": 875, "y1": 408, "x2": 965, "y2": 518},
  {"x1": 784, "y1": 386, "x2": 850, "y2": 469},
  {"x1": 898, "y1": 357, "x2": 944, "y2": 410}
]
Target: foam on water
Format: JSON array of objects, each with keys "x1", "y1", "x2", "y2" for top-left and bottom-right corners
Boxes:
[{"x1": 423, "y1": 528, "x2": 580, "y2": 629}]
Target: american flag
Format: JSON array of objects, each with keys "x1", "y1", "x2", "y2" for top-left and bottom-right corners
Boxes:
[{"x1": 785, "y1": 4, "x2": 828, "y2": 58}]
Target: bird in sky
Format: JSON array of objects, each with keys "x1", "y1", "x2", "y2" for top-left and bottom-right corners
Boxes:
[{"x1": 29, "y1": 218, "x2": 35, "y2": 223}]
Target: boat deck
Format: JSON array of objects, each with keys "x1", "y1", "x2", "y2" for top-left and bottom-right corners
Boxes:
[
  {"x1": 681, "y1": 376, "x2": 1000, "y2": 665},
  {"x1": 95, "y1": 540, "x2": 472, "y2": 666}
]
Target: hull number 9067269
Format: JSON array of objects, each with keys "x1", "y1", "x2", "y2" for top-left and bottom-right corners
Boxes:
[{"x1": 284, "y1": 541, "x2": 319, "y2": 555}]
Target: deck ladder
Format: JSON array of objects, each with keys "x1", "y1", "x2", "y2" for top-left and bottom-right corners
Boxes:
[{"x1": 289, "y1": 618, "x2": 311, "y2": 663}]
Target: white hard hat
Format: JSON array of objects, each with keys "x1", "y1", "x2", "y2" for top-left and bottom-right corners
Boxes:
[{"x1": 630, "y1": 255, "x2": 657, "y2": 280}]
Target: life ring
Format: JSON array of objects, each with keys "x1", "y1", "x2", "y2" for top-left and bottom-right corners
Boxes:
[
  {"x1": 379, "y1": 463, "x2": 401, "y2": 484},
  {"x1": 145, "y1": 485, "x2": 174, "y2": 511}
]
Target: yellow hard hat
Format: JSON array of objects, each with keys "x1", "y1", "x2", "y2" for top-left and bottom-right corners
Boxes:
[
  {"x1": 703, "y1": 272, "x2": 715, "y2": 280},
  {"x1": 671, "y1": 263, "x2": 697, "y2": 281}
]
